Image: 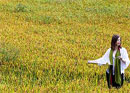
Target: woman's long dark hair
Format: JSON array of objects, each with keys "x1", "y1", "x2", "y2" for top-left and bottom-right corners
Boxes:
[{"x1": 111, "y1": 34, "x2": 122, "y2": 50}]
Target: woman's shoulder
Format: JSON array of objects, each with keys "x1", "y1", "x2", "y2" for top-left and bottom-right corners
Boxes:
[
  {"x1": 106, "y1": 48, "x2": 111, "y2": 52},
  {"x1": 106, "y1": 47, "x2": 127, "y2": 51},
  {"x1": 107, "y1": 48, "x2": 111, "y2": 51},
  {"x1": 120, "y1": 47, "x2": 127, "y2": 52}
]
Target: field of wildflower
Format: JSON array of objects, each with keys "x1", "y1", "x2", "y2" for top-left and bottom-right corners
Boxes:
[{"x1": 0, "y1": 0, "x2": 130, "y2": 92}]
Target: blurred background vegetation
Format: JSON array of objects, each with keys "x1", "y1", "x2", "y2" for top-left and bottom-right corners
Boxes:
[{"x1": 0, "y1": 0, "x2": 130, "y2": 92}]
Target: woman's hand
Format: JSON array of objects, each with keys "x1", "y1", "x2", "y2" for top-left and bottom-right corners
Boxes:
[
  {"x1": 88, "y1": 60, "x2": 91, "y2": 63},
  {"x1": 117, "y1": 56, "x2": 126, "y2": 63},
  {"x1": 117, "y1": 56, "x2": 122, "y2": 60},
  {"x1": 88, "y1": 60, "x2": 93, "y2": 64}
]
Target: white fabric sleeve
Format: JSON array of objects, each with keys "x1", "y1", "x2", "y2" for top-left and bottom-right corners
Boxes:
[
  {"x1": 88, "y1": 48, "x2": 111, "y2": 65},
  {"x1": 121, "y1": 48, "x2": 130, "y2": 70}
]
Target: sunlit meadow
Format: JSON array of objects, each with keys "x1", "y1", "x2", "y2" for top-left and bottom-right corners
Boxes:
[{"x1": 0, "y1": 0, "x2": 130, "y2": 92}]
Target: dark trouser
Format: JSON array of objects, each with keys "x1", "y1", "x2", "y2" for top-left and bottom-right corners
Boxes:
[{"x1": 106, "y1": 71, "x2": 124, "y2": 89}]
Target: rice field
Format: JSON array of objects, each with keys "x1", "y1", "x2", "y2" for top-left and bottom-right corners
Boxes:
[{"x1": 0, "y1": 0, "x2": 130, "y2": 92}]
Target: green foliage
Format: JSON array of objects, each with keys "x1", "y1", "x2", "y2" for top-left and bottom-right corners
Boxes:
[
  {"x1": 14, "y1": 3, "x2": 27, "y2": 12},
  {"x1": 26, "y1": 15, "x2": 61, "y2": 24},
  {"x1": 38, "y1": 16, "x2": 55, "y2": 24},
  {"x1": 0, "y1": 43, "x2": 19, "y2": 63},
  {"x1": 0, "y1": 0, "x2": 130, "y2": 92}
]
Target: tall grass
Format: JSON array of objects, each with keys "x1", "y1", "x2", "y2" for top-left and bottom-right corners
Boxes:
[{"x1": 0, "y1": 0, "x2": 130, "y2": 92}]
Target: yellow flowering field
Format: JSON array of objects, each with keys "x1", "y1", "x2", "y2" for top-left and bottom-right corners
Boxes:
[{"x1": 0, "y1": 0, "x2": 130, "y2": 92}]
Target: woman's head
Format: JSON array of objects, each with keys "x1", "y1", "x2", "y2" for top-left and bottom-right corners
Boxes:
[{"x1": 111, "y1": 34, "x2": 122, "y2": 50}]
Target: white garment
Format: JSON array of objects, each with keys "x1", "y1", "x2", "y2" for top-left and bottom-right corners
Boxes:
[{"x1": 88, "y1": 47, "x2": 130, "y2": 74}]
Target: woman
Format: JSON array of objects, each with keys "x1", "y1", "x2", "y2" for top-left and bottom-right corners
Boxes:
[{"x1": 88, "y1": 34, "x2": 130, "y2": 89}]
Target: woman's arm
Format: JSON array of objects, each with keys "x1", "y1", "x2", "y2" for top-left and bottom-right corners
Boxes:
[
  {"x1": 121, "y1": 58, "x2": 127, "y2": 63},
  {"x1": 120, "y1": 48, "x2": 130, "y2": 69},
  {"x1": 88, "y1": 48, "x2": 111, "y2": 65},
  {"x1": 117, "y1": 56, "x2": 126, "y2": 63}
]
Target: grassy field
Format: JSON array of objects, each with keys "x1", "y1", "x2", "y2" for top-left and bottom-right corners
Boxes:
[{"x1": 0, "y1": 0, "x2": 130, "y2": 92}]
